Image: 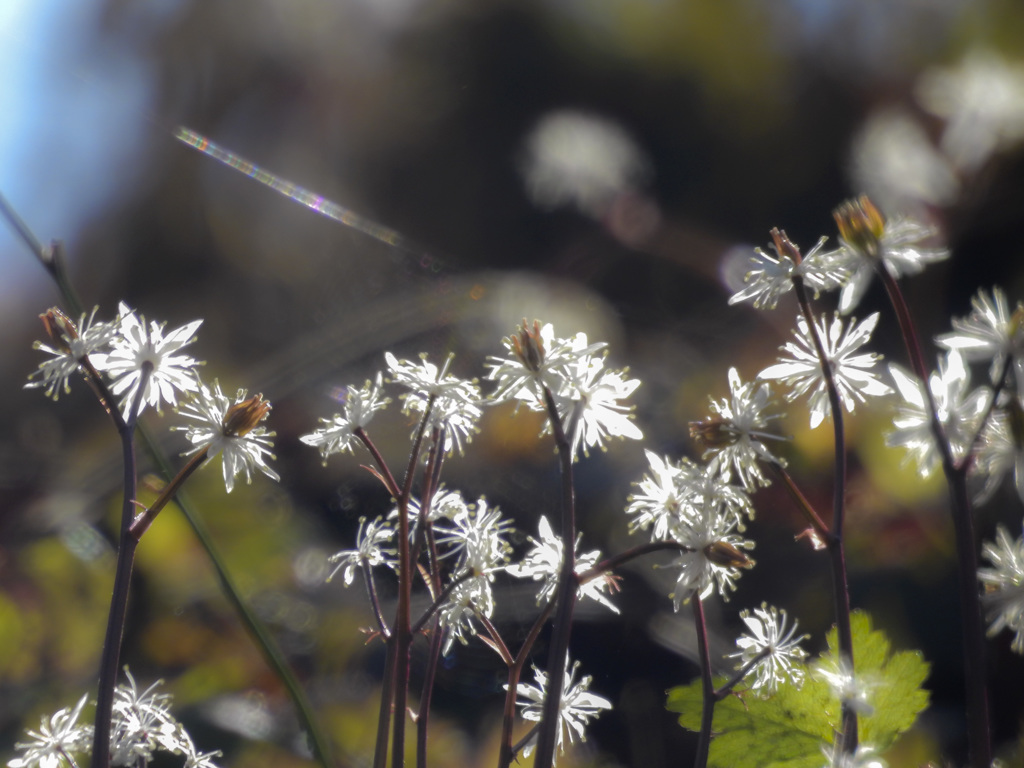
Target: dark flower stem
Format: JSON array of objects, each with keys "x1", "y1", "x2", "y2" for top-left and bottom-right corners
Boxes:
[
  {"x1": 532, "y1": 387, "x2": 579, "y2": 768},
  {"x1": 878, "y1": 268, "x2": 992, "y2": 768},
  {"x1": 692, "y1": 596, "x2": 716, "y2": 768},
  {"x1": 90, "y1": 365, "x2": 150, "y2": 768},
  {"x1": 790, "y1": 269, "x2": 857, "y2": 752}
]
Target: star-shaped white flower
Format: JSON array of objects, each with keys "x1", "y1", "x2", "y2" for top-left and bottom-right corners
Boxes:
[
  {"x1": 760, "y1": 312, "x2": 892, "y2": 429},
  {"x1": 729, "y1": 236, "x2": 851, "y2": 310},
  {"x1": 174, "y1": 381, "x2": 279, "y2": 493},
  {"x1": 978, "y1": 524, "x2": 1024, "y2": 654},
  {"x1": 300, "y1": 374, "x2": 390, "y2": 462},
  {"x1": 327, "y1": 516, "x2": 397, "y2": 586},
  {"x1": 25, "y1": 306, "x2": 118, "y2": 400},
  {"x1": 729, "y1": 603, "x2": 809, "y2": 695},
  {"x1": 937, "y1": 286, "x2": 1024, "y2": 388}
]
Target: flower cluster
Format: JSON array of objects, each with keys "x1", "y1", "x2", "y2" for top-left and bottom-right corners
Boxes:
[
  {"x1": 26, "y1": 303, "x2": 279, "y2": 495},
  {"x1": 8, "y1": 672, "x2": 221, "y2": 768}
]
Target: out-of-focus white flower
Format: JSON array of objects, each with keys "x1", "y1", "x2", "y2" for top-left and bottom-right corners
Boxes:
[
  {"x1": 7, "y1": 694, "x2": 91, "y2": 768},
  {"x1": 510, "y1": 657, "x2": 613, "y2": 764},
  {"x1": 665, "y1": 510, "x2": 754, "y2": 608},
  {"x1": 759, "y1": 312, "x2": 892, "y2": 429},
  {"x1": 300, "y1": 374, "x2": 390, "y2": 461},
  {"x1": 25, "y1": 306, "x2": 118, "y2": 400},
  {"x1": 821, "y1": 743, "x2": 888, "y2": 768},
  {"x1": 507, "y1": 516, "x2": 620, "y2": 614},
  {"x1": 729, "y1": 236, "x2": 851, "y2": 310},
  {"x1": 888, "y1": 351, "x2": 992, "y2": 476},
  {"x1": 917, "y1": 50, "x2": 1024, "y2": 172},
  {"x1": 174, "y1": 381, "x2": 278, "y2": 493},
  {"x1": 103, "y1": 302, "x2": 203, "y2": 418},
  {"x1": 849, "y1": 107, "x2": 959, "y2": 210},
  {"x1": 433, "y1": 497, "x2": 513, "y2": 576},
  {"x1": 437, "y1": 573, "x2": 495, "y2": 653},
  {"x1": 972, "y1": 401, "x2": 1024, "y2": 505},
  {"x1": 825, "y1": 196, "x2": 948, "y2": 314},
  {"x1": 327, "y1": 516, "x2": 397, "y2": 586},
  {"x1": 690, "y1": 367, "x2": 786, "y2": 491},
  {"x1": 520, "y1": 109, "x2": 651, "y2": 219},
  {"x1": 386, "y1": 352, "x2": 482, "y2": 455},
  {"x1": 814, "y1": 656, "x2": 875, "y2": 717},
  {"x1": 978, "y1": 524, "x2": 1024, "y2": 654},
  {"x1": 937, "y1": 287, "x2": 1024, "y2": 389},
  {"x1": 729, "y1": 603, "x2": 809, "y2": 695}
]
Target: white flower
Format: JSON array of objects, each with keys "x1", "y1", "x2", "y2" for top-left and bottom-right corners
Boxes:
[
  {"x1": 386, "y1": 352, "x2": 482, "y2": 455},
  {"x1": 814, "y1": 656, "x2": 875, "y2": 717},
  {"x1": 729, "y1": 603, "x2": 809, "y2": 695},
  {"x1": 760, "y1": 312, "x2": 892, "y2": 429},
  {"x1": 7, "y1": 694, "x2": 91, "y2": 768},
  {"x1": 917, "y1": 50, "x2": 1024, "y2": 172},
  {"x1": 978, "y1": 524, "x2": 1024, "y2": 654},
  {"x1": 888, "y1": 351, "x2": 992, "y2": 477},
  {"x1": 327, "y1": 516, "x2": 397, "y2": 586},
  {"x1": 728, "y1": 236, "x2": 851, "y2": 310},
  {"x1": 511, "y1": 658, "x2": 613, "y2": 764},
  {"x1": 665, "y1": 510, "x2": 754, "y2": 608},
  {"x1": 25, "y1": 306, "x2": 118, "y2": 400},
  {"x1": 437, "y1": 573, "x2": 495, "y2": 653},
  {"x1": 103, "y1": 303, "x2": 203, "y2": 417},
  {"x1": 971, "y1": 398, "x2": 1024, "y2": 505},
  {"x1": 506, "y1": 516, "x2": 620, "y2": 614},
  {"x1": 433, "y1": 497, "x2": 513, "y2": 575},
  {"x1": 826, "y1": 197, "x2": 949, "y2": 314},
  {"x1": 690, "y1": 367, "x2": 786, "y2": 491},
  {"x1": 553, "y1": 355, "x2": 643, "y2": 460},
  {"x1": 485, "y1": 321, "x2": 606, "y2": 408},
  {"x1": 520, "y1": 109, "x2": 651, "y2": 219},
  {"x1": 174, "y1": 381, "x2": 278, "y2": 493},
  {"x1": 937, "y1": 287, "x2": 1024, "y2": 388},
  {"x1": 300, "y1": 374, "x2": 390, "y2": 461},
  {"x1": 821, "y1": 743, "x2": 888, "y2": 768}
]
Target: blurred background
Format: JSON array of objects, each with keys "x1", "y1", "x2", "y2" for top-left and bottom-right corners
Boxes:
[{"x1": 3, "y1": 0, "x2": 1024, "y2": 765}]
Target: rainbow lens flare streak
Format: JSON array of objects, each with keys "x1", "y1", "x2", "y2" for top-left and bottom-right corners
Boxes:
[{"x1": 175, "y1": 126, "x2": 413, "y2": 253}]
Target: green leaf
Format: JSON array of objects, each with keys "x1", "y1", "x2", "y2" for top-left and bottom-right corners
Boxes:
[{"x1": 666, "y1": 611, "x2": 930, "y2": 768}]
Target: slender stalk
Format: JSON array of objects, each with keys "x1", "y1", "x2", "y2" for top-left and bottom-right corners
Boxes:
[
  {"x1": 879, "y1": 269, "x2": 992, "y2": 768},
  {"x1": 415, "y1": 621, "x2": 443, "y2": 768},
  {"x1": 786, "y1": 242, "x2": 857, "y2": 752},
  {"x1": 579, "y1": 541, "x2": 691, "y2": 584},
  {"x1": 127, "y1": 449, "x2": 208, "y2": 541},
  {"x1": 498, "y1": 601, "x2": 556, "y2": 768},
  {"x1": 692, "y1": 596, "x2": 716, "y2": 768},
  {"x1": 363, "y1": 562, "x2": 392, "y2": 639},
  {"x1": 90, "y1": 366, "x2": 149, "y2": 768},
  {"x1": 533, "y1": 387, "x2": 578, "y2": 768},
  {"x1": 769, "y1": 463, "x2": 832, "y2": 543}
]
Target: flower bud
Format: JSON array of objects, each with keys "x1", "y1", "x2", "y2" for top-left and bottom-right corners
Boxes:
[
  {"x1": 833, "y1": 195, "x2": 886, "y2": 260},
  {"x1": 39, "y1": 307, "x2": 79, "y2": 355},
  {"x1": 222, "y1": 393, "x2": 272, "y2": 437},
  {"x1": 510, "y1": 318, "x2": 545, "y2": 372},
  {"x1": 704, "y1": 540, "x2": 753, "y2": 569},
  {"x1": 689, "y1": 416, "x2": 737, "y2": 450}
]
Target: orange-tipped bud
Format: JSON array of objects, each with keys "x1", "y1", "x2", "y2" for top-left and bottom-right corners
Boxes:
[
  {"x1": 704, "y1": 540, "x2": 754, "y2": 569},
  {"x1": 689, "y1": 416, "x2": 737, "y2": 450},
  {"x1": 833, "y1": 195, "x2": 885, "y2": 259},
  {"x1": 39, "y1": 307, "x2": 79, "y2": 354},
  {"x1": 510, "y1": 318, "x2": 545, "y2": 372},
  {"x1": 223, "y1": 393, "x2": 272, "y2": 437},
  {"x1": 769, "y1": 227, "x2": 802, "y2": 264}
]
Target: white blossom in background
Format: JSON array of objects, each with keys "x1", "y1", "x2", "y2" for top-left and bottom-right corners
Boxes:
[
  {"x1": 103, "y1": 302, "x2": 203, "y2": 418},
  {"x1": 728, "y1": 236, "x2": 851, "y2": 310},
  {"x1": 690, "y1": 367, "x2": 786, "y2": 491},
  {"x1": 814, "y1": 656, "x2": 875, "y2": 717},
  {"x1": 25, "y1": 306, "x2": 118, "y2": 400},
  {"x1": 972, "y1": 403, "x2": 1024, "y2": 505},
  {"x1": 848, "y1": 107, "x2": 959, "y2": 210},
  {"x1": 327, "y1": 516, "x2": 397, "y2": 586},
  {"x1": 510, "y1": 657, "x2": 613, "y2": 764},
  {"x1": 888, "y1": 351, "x2": 992, "y2": 476},
  {"x1": 917, "y1": 50, "x2": 1024, "y2": 172},
  {"x1": 626, "y1": 451, "x2": 696, "y2": 540},
  {"x1": 729, "y1": 603, "x2": 809, "y2": 695},
  {"x1": 433, "y1": 497, "x2": 513, "y2": 576},
  {"x1": 7, "y1": 694, "x2": 91, "y2": 768},
  {"x1": 553, "y1": 355, "x2": 642, "y2": 459},
  {"x1": 520, "y1": 109, "x2": 651, "y2": 219},
  {"x1": 821, "y1": 743, "x2": 888, "y2": 768},
  {"x1": 760, "y1": 312, "x2": 892, "y2": 429},
  {"x1": 7, "y1": 673, "x2": 221, "y2": 768},
  {"x1": 978, "y1": 524, "x2": 1024, "y2": 654},
  {"x1": 437, "y1": 573, "x2": 496, "y2": 653},
  {"x1": 174, "y1": 381, "x2": 279, "y2": 493},
  {"x1": 665, "y1": 509, "x2": 754, "y2": 608},
  {"x1": 300, "y1": 374, "x2": 390, "y2": 461},
  {"x1": 507, "y1": 515, "x2": 620, "y2": 614},
  {"x1": 385, "y1": 352, "x2": 482, "y2": 455},
  {"x1": 826, "y1": 197, "x2": 949, "y2": 314},
  {"x1": 937, "y1": 287, "x2": 1024, "y2": 389}
]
